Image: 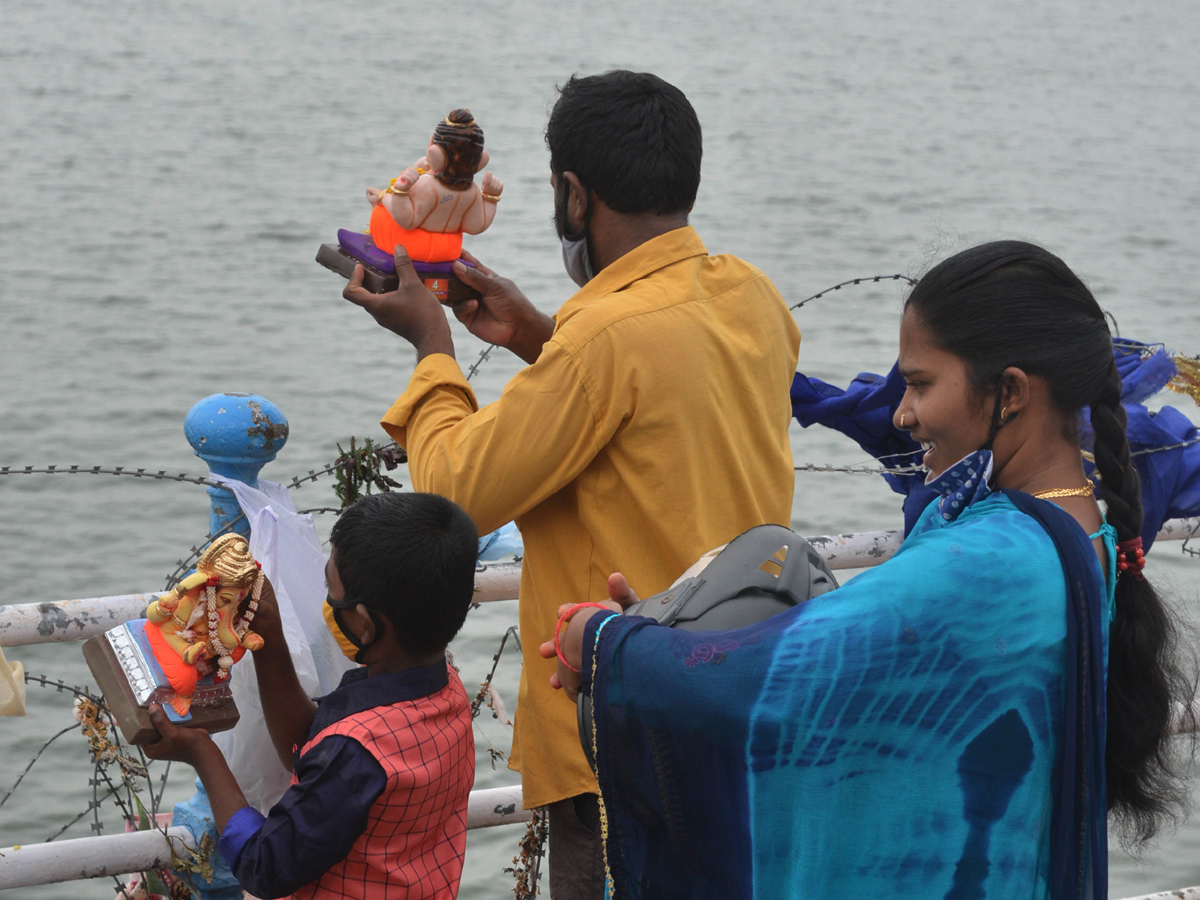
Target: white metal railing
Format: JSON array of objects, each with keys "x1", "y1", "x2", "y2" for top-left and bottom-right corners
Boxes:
[
  {"x1": 0, "y1": 561, "x2": 524, "y2": 647},
  {"x1": 5, "y1": 518, "x2": 1198, "y2": 648}
]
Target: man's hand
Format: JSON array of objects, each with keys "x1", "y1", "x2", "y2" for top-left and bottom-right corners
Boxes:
[
  {"x1": 450, "y1": 251, "x2": 554, "y2": 365},
  {"x1": 343, "y1": 247, "x2": 455, "y2": 361},
  {"x1": 141, "y1": 704, "x2": 216, "y2": 766}
]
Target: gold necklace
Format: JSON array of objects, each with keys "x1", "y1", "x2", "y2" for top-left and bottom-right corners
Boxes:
[{"x1": 1032, "y1": 484, "x2": 1095, "y2": 499}]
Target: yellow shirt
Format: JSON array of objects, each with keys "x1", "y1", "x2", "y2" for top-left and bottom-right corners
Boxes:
[{"x1": 382, "y1": 226, "x2": 801, "y2": 808}]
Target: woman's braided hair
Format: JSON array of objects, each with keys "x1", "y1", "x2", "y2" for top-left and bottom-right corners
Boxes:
[{"x1": 906, "y1": 240, "x2": 1197, "y2": 845}]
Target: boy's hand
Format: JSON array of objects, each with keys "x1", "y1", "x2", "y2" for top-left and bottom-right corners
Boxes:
[
  {"x1": 141, "y1": 704, "x2": 215, "y2": 765},
  {"x1": 142, "y1": 706, "x2": 250, "y2": 834},
  {"x1": 250, "y1": 575, "x2": 284, "y2": 645}
]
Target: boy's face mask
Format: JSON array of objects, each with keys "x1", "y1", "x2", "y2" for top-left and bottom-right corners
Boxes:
[
  {"x1": 322, "y1": 602, "x2": 360, "y2": 661},
  {"x1": 324, "y1": 595, "x2": 385, "y2": 664}
]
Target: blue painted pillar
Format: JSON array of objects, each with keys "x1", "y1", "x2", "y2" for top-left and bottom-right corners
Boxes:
[
  {"x1": 172, "y1": 779, "x2": 243, "y2": 900},
  {"x1": 183, "y1": 393, "x2": 289, "y2": 537},
  {"x1": 174, "y1": 393, "x2": 288, "y2": 899}
]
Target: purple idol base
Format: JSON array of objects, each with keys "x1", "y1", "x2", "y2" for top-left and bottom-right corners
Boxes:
[{"x1": 315, "y1": 231, "x2": 481, "y2": 301}]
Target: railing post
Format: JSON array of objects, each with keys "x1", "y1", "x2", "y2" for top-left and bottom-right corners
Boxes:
[
  {"x1": 176, "y1": 393, "x2": 288, "y2": 899},
  {"x1": 183, "y1": 393, "x2": 289, "y2": 537}
]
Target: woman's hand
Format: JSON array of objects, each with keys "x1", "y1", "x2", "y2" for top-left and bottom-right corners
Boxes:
[{"x1": 538, "y1": 573, "x2": 640, "y2": 702}]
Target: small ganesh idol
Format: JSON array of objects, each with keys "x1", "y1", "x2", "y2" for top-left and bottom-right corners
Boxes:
[
  {"x1": 316, "y1": 108, "x2": 500, "y2": 299},
  {"x1": 83, "y1": 533, "x2": 264, "y2": 743}
]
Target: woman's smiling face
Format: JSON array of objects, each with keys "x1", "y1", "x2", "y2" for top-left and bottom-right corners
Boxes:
[{"x1": 894, "y1": 310, "x2": 994, "y2": 479}]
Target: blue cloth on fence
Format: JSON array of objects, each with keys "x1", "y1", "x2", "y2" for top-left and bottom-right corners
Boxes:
[
  {"x1": 477, "y1": 521, "x2": 523, "y2": 561},
  {"x1": 582, "y1": 450, "x2": 1110, "y2": 900},
  {"x1": 791, "y1": 338, "x2": 1200, "y2": 546}
]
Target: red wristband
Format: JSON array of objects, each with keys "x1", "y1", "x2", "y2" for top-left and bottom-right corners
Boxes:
[{"x1": 554, "y1": 602, "x2": 612, "y2": 674}]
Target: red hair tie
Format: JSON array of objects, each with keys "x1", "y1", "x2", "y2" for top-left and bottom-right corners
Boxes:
[
  {"x1": 554, "y1": 602, "x2": 613, "y2": 674},
  {"x1": 1116, "y1": 536, "x2": 1146, "y2": 581}
]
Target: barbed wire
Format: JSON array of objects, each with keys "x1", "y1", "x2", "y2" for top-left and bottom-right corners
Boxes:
[
  {"x1": 4, "y1": 673, "x2": 179, "y2": 894},
  {"x1": 44, "y1": 781, "x2": 121, "y2": 842},
  {"x1": 789, "y1": 274, "x2": 917, "y2": 311},
  {"x1": 466, "y1": 344, "x2": 497, "y2": 381},
  {"x1": 795, "y1": 461, "x2": 927, "y2": 475},
  {"x1": 0, "y1": 723, "x2": 78, "y2": 810},
  {"x1": 1131, "y1": 435, "x2": 1200, "y2": 457},
  {"x1": 1179, "y1": 519, "x2": 1200, "y2": 558},
  {"x1": 0, "y1": 465, "x2": 215, "y2": 486}
]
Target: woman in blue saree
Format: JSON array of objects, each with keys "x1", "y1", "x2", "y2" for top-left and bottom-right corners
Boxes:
[{"x1": 545, "y1": 242, "x2": 1196, "y2": 900}]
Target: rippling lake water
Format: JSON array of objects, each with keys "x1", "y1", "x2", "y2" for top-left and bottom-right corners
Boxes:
[{"x1": 3, "y1": 1, "x2": 1199, "y2": 896}]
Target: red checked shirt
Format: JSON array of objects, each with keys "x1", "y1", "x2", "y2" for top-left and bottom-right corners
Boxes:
[{"x1": 220, "y1": 662, "x2": 474, "y2": 900}]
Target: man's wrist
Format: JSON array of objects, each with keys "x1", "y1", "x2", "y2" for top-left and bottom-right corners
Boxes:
[
  {"x1": 511, "y1": 311, "x2": 555, "y2": 364},
  {"x1": 414, "y1": 322, "x2": 456, "y2": 362}
]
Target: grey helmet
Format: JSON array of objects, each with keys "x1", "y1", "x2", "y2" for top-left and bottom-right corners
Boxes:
[{"x1": 578, "y1": 524, "x2": 838, "y2": 767}]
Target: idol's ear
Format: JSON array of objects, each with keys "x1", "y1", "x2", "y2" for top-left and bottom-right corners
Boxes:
[
  {"x1": 476, "y1": 149, "x2": 490, "y2": 172},
  {"x1": 426, "y1": 143, "x2": 447, "y2": 173}
]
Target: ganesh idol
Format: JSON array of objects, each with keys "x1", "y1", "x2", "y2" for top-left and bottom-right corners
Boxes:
[
  {"x1": 143, "y1": 533, "x2": 265, "y2": 716},
  {"x1": 83, "y1": 533, "x2": 265, "y2": 742},
  {"x1": 316, "y1": 108, "x2": 501, "y2": 297}
]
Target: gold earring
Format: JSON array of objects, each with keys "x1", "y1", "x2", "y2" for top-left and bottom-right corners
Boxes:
[
  {"x1": 899, "y1": 412, "x2": 907, "y2": 427},
  {"x1": 1000, "y1": 406, "x2": 1008, "y2": 423}
]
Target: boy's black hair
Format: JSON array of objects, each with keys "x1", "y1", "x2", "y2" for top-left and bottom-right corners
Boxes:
[
  {"x1": 329, "y1": 492, "x2": 478, "y2": 656},
  {"x1": 545, "y1": 70, "x2": 702, "y2": 216}
]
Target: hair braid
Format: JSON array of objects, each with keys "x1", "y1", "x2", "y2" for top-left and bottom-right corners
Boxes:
[
  {"x1": 1091, "y1": 359, "x2": 1193, "y2": 844},
  {"x1": 1088, "y1": 362, "x2": 1141, "y2": 542}
]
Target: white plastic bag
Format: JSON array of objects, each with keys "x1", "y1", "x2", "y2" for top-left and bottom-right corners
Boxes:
[
  {"x1": 0, "y1": 647, "x2": 26, "y2": 717},
  {"x1": 210, "y1": 477, "x2": 353, "y2": 811}
]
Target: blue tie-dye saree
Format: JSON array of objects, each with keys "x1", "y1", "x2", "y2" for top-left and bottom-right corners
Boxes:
[{"x1": 581, "y1": 452, "x2": 1110, "y2": 900}]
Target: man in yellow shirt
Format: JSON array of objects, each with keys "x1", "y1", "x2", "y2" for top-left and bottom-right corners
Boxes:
[{"x1": 344, "y1": 70, "x2": 800, "y2": 899}]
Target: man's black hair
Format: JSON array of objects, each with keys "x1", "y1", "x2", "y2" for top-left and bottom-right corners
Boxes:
[
  {"x1": 545, "y1": 70, "x2": 702, "y2": 216},
  {"x1": 329, "y1": 492, "x2": 478, "y2": 656}
]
